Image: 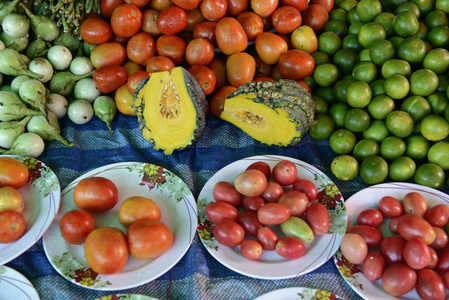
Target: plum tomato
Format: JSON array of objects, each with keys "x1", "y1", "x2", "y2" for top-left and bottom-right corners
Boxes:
[
  {"x1": 260, "y1": 181, "x2": 284, "y2": 203},
  {"x1": 118, "y1": 196, "x2": 161, "y2": 228},
  {"x1": 444, "y1": 271, "x2": 449, "y2": 289},
  {"x1": 149, "y1": 0, "x2": 171, "y2": 11},
  {"x1": 200, "y1": 0, "x2": 227, "y2": 21},
  {"x1": 377, "y1": 196, "x2": 404, "y2": 218},
  {"x1": 380, "y1": 235, "x2": 406, "y2": 265},
  {"x1": 212, "y1": 181, "x2": 242, "y2": 207},
  {"x1": 156, "y1": 34, "x2": 187, "y2": 66},
  {"x1": 227, "y1": 0, "x2": 249, "y2": 16},
  {"x1": 0, "y1": 210, "x2": 26, "y2": 243},
  {"x1": 397, "y1": 214, "x2": 436, "y2": 245},
  {"x1": 272, "y1": 160, "x2": 298, "y2": 186},
  {"x1": 187, "y1": 65, "x2": 217, "y2": 96},
  {"x1": 416, "y1": 269, "x2": 446, "y2": 300},
  {"x1": 271, "y1": 6, "x2": 302, "y2": 35},
  {"x1": 73, "y1": 177, "x2": 119, "y2": 213},
  {"x1": 246, "y1": 161, "x2": 271, "y2": 180},
  {"x1": 382, "y1": 264, "x2": 417, "y2": 297},
  {"x1": 257, "y1": 203, "x2": 291, "y2": 225},
  {"x1": 141, "y1": 9, "x2": 162, "y2": 37},
  {"x1": 100, "y1": 0, "x2": 124, "y2": 18},
  {"x1": 403, "y1": 237, "x2": 431, "y2": 270},
  {"x1": 292, "y1": 179, "x2": 317, "y2": 201},
  {"x1": 357, "y1": 208, "x2": 383, "y2": 227},
  {"x1": 127, "y1": 70, "x2": 151, "y2": 95},
  {"x1": 226, "y1": 52, "x2": 256, "y2": 87},
  {"x1": 126, "y1": 32, "x2": 156, "y2": 66},
  {"x1": 193, "y1": 21, "x2": 218, "y2": 48},
  {"x1": 278, "y1": 190, "x2": 309, "y2": 217},
  {"x1": 84, "y1": 227, "x2": 128, "y2": 274},
  {"x1": 279, "y1": 49, "x2": 315, "y2": 80},
  {"x1": 301, "y1": 4, "x2": 329, "y2": 33},
  {"x1": 156, "y1": 5, "x2": 187, "y2": 35},
  {"x1": 389, "y1": 216, "x2": 400, "y2": 234},
  {"x1": 216, "y1": 17, "x2": 248, "y2": 55},
  {"x1": 59, "y1": 209, "x2": 96, "y2": 245},
  {"x1": 90, "y1": 42, "x2": 127, "y2": 69},
  {"x1": 145, "y1": 56, "x2": 175, "y2": 73},
  {"x1": 402, "y1": 192, "x2": 428, "y2": 217},
  {"x1": 280, "y1": 0, "x2": 308, "y2": 12},
  {"x1": 362, "y1": 251, "x2": 386, "y2": 281},
  {"x1": 213, "y1": 219, "x2": 245, "y2": 247},
  {"x1": 185, "y1": 8, "x2": 206, "y2": 31},
  {"x1": 0, "y1": 157, "x2": 29, "y2": 189},
  {"x1": 256, "y1": 226, "x2": 279, "y2": 250},
  {"x1": 115, "y1": 84, "x2": 137, "y2": 116},
  {"x1": 255, "y1": 32, "x2": 288, "y2": 65},
  {"x1": 427, "y1": 247, "x2": 438, "y2": 269},
  {"x1": 305, "y1": 202, "x2": 330, "y2": 235},
  {"x1": 234, "y1": 169, "x2": 268, "y2": 197},
  {"x1": 425, "y1": 204, "x2": 449, "y2": 227},
  {"x1": 340, "y1": 233, "x2": 368, "y2": 265},
  {"x1": 242, "y1": 196, "x2": 265, "y2": 212},
  {"x1": 436, "y1": 247, "x2": 449, "y2": 273},
  {"x1": 347, "y1": 224, "x2": 383, "y2": 248},
  {"x1": 309, "y1": 0, "x2": 334, "y2": 12},
  {"x1": 275, "y1": 236, "x2": 306, "y2": 259},
  {"x1": 0, "y1": 186, "x2": 23, "y2": 213},
  {"x1": 250, "y1": 0, "x2": 278, "y2": 18},
  {"x1": 127, "y1": 219, "x2": 173, "y2": 260},
  {"x1": 240, "y1": 238, "x2": 263, "y2": 260},
  {"x1": 236, "y1": 11, "x2": 264, "y2": 41},
  {"x1": 430, "y1": 226, "x2": 449, "y2": 250},
  {"x1": 93, "y1": 65, "x2": 128, "y2": 93},
  {"x1": 80, "y1": 18, "x2": 113, "y2": 45},
  {"x1": 110, "y1": 4, "x2": 142, "y2": 38},
  {"x1": 207, "y1": 58, "x2": 228, "y2": 89},
  {"x1": 185, "y1": 38, "x2": 215, "y2": 67},
  {"x1": 209, "y1": 85, "x2": 236, "y2": 118},
  {"x1": 237, "y1": 211, "x2": 264, "y2": 236},
  {"x1": 205, "y1": 201, "x2": 239, "y2": 224}
]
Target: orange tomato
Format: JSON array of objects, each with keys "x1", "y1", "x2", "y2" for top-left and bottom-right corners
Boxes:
[
  {"x1": 146, "y1": 56, "x2": 176, "y2": 73},
  {"x1": 156, "y1": 35, "x2": 187, "y2": 66},
  {"x1": 0, "y1": 210, "x2": 26, "y2": 243},
  {"x1": 188, "y1": 65, "x2": 217, "y2": 95},
  {"x1": 216, "y1": 17, "x2": 248, "y2": 55},
  {"x1": 73, "y1": 177, "x2": 119, "y2": 213},
  {"x1": 127, "y1": 70, "x2": 151, "y2": 95},
  {"x1": 226, "y1": 52, "x2": 256, "y2": 87},
  {"x1": 0, "y1": 157, "x2": 29, "y2": 189},
  {"x1": 115, "y1": 84, "x2": 137, "y2": 116},
  {"x1": 90, "y1": 42, "x2": 127, "y2": 69},
  {"x1": 251, "y1": 0, "x2": 279, "y2": 18},
  {"x1": 118, "y1": 196, "x2": 161, "y2": 228},
  {"x1": 255, "y1": 32, "x2": 288, "y2": 65},
  {"x1": 126, "y1": 32, "x2": 156, "y2": 66}
]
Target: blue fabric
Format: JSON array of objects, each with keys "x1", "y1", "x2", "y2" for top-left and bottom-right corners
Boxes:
[{"x1": 6, "y1": 111, "x2": 448, "y2": 300}]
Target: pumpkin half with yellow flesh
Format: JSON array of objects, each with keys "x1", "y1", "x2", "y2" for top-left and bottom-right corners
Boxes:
[
  {"x1": 133, "y1": 67, "x2": 208, "y2": 155},
  {"x1": 220, "y1": 80, "x2": 315, "y2": 146}
]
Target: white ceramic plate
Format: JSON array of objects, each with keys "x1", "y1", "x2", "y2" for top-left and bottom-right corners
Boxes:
[
  {"x1": 254, "y1": 287, "x2": 344, "y2": 300},
  {"x1": 0, "y1": 155, "x2": 61, "y2": 265},
  {"x1": 95, "y1": 295, "x2": 158, "y2": 300},
  {"x1": 197, "y1": 155, "x2": 347, "y2": 279},
  {"x1": 333, "y1": 182, "x2": 449, "y2": 300},
  {"x1": 42, "y1": 162, "x2": 197, "y2": 291},
  {"x1": 0, "y1": 266, "x2": 40, "y2": 300}
]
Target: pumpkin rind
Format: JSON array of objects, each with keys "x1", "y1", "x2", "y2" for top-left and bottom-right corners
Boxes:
[
  {"x1": 133, "y1": 67, "x2": 208, "y2": 155},
  {"x1": 220, "y1": 80, "x2": 315, "y2": 146}
]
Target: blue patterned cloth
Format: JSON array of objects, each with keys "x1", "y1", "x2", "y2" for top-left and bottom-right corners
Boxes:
[{"x1": 5, "y1": 111, "x2": 448, "y2": 300}]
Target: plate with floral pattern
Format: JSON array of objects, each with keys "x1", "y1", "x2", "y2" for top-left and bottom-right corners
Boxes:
[
  {"x1": 0, "y1": 155, "x2": 61, "y2": 265},
  {"x1": 197, "y1": 155, "x2": 347, "y2": 279},
  {"x1": 333, "y1": 182, "x2": 449, "y2": 300},
  {"x1": 254, "y1": 287, "x2": 344, "y2": 300},
  {"x1": 95, "y1": 294, "x2": 158, "y2": 300},
  {"x1": 0, "y1": 266, "x2": 40, "y2": 300},
  {"x1": 42, "y1": 162, "x2": 197, "y2": 290}
]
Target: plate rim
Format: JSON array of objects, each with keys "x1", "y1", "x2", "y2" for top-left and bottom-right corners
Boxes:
[
  {"x1": 254, "y1": 286, "x2": 345, "y2": 300},
  {"x1": 0, "y1": 265, "x2": 40, "y2": 300}
]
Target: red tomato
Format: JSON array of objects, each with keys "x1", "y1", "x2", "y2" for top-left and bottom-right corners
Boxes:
[
  {"x1": 226, "y1": 52, "x2": 256, "y2": 87},
  {"x1": 193, "y1": 21, "x2": 218, "y2": 47},
  {"x1": 200, "y1": 0, "x2": 227, "y2": 21},
  {"x1": 275, "y1": 236, "x2": 305, "y2": 259},
  {"x1": 397, "y1": 214, "x2": 436, "y2": 245},
  {"x1": 118, "y1": 196, "x2": 161, "y2": 228},
  {"x1": 251, "y1": 0, "x2": 279, "y2": 17},
  {"x1": 382, "y1": 264, "x2": 417, "y2": 297},
  {"x1": 255, "y1": 56, "x2": 272, "y2": 77},
  {"x1": 403, "y1": 192, "x2": 428, "y2": 217},
  {"x1": 280, "y1": 0, "x2": 308, "y2": 11},
  {"x1": 100, "y1": 0, "x2": 124, "y2": 18},
  {"x1": 272, "y1": 160, "x2": 298, "y2": 186},
  {"x1": 126, "y1": 32, "x2": 156, "y2": 66},
  {"x1": 205, "y1": 201, "x2": 239, "y2": 224},
  {"x1": 213, "y1": 219, "x2": 245, "y2": 247},
  {"x1": 279, "y1": 49, "x2": 315, "y2": 80},
  {"x1": 157, "y1": 5, "x2": 187, "y2": 35},
  {"x1": 403, "y1": 237, "x2": 431, "y2": 270},
  {"x1": 377, "y1": 196, "x2": 404, "y2": 218},
  {"x1": 292, "y1": 179, "x2": 317, "y2": 201},
  {"x1": 260, "y1": 181, "x2": 284, "y2": 203},
  {"x1": 59, "y1": 209, "x2": 95, "y2": 245},
  {"x1": 73, "y1": 177, "x2": 119, "y2": 213},
  {"x1": 389, "y1": 216, "x2": 400, "y2": 234},
  {"x1": 84, "y1": 227, "x2": 128, "y2": 274},
  {"x1": 425, "y1": 204, "x2": 449, "y2": 227},
  {"x1": 301, "y1": 4, "x2": 329, "y2": 33},
  {"x1": 186, "y1": 38, "x2": 215, "y2": 66},
  {"x1": 357, "y1": 208, "x2": 383, "y2": 227},
  {"x1": 216, "y1": 17, "x2": 248, "y2": 55},
  {"x1": 257, "y1": 203, "x2": 291, "y2": 225},
  {"x1": 110, "y1": 4, "x2": 142, "y2": 37},
  {"x1": 127, "y1": 70, "x2": 151, "y2": 95},
  {"x1": 156, "y1": 34, "x2": 187, "y2": 66},
  {"x1": 430, "y1": 226, "x2": 449, "y2": 250},
  {"x1": 237, "y1": 211, "x2": 264, "y2": 236},
  {"x1": 444, "y1": 271, "x2": 449, "y2": 289},
  {"x1": 271, "y1": 6, "x2": 302, "y2": 35},
  {"x1": 236, "y1": 11, "x2": 264, "y2": 41},
  {"x1": 90, "y1": 42, "x2": 126, "y2": 69},
  {"x1": 0, "y1": 210, "x2": 26, "y2": 243},
  {"x1": 184, "y1": 7, "x2": 205, "y2": 31},
  {"x1": 127, "y1": 219, "x2": 173, "y2": 260},
  {"x1": 380, "y1": 235, "x2": 406, "y2": 265},
  {"x1": 255, "y1": 32, "x2": 288, "y2": 65},
  {"x1": 296, "y1": 80, "x2": 311, "y2": 93},
  {"x1": 240, "y1": 239, "x2": 263, "y2": 260},
  {"x1": 310, "y1": 0, "x2": 334, "y2": 12},
  {"x1": 416, "y1": 269, "x2": 446, "y2": 300},
  {"x1": 234, "y1": 169, "x2": 268, "y2": 197},
  {"x1": 0, "y1": 157, "x2": 29, "y2": 189},
  {"x1": 149, "y1": 0, "x2": 173, "y2": 11},
  {"x1": 209, "y1": 85, "x2": 235, "y2": 117},
  {"x1": 242, "y1": 196, "x2": 266, "y2": 212},
  {"x1": 347, "y1": 224, "x2": 383, "y2": 248},
  {"x1": 270, "y1": 63, "x2": 282, "y2": 80},
  {"x1": 278, "y1": 190, "x2": 309, "y2": 217},
  {"x1": 362, "y1": 251, "x2": 386, "y2": 281},
  {"x1": 245, "y1": 161, "x2": 271, "y2": 179},
  {"x1": 188, "y1": 65, "x2": 217, "y2": 95},
  {"x1": 145, "y1": 56, "x2": 175, "y2": 73},
  {"x1": 207, "y1": 58, "x2": 228, "y2": 89},
  {"x1": 173, "y1": 0, "x2": 201, "y2": 10},
  {"x1": 227, "y1": 0, "x2": 248, "y2": 16},
  {"x1": 93, "y1": 65, "x2": 128, "y2": 93},
  {"x1": 340, "y1": 233, "x2": 367, "y2": 264},
  {"x1": 212, "y1": 181, "x2": 242, "y2": 207},
  {"x1": 141, "y1": 9, "x2": 162, "y2": 37},
  {"x1": 305, "y1": 202, "x2": 330, "y2": 235},
  {"x1": 80, "y1": 18, "x2": 113, "y2": 45},
  {"x1": 427, "y1": 246, "x2": 438, "y2": 269},
  {"x1": 256, "y1": 226, "x2": 279, "y2": 250},
  {"x1": 436, "y1": 247, "x2": 449, "y2": 273}
]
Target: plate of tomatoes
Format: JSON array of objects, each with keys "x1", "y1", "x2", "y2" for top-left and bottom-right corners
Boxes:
[
  {"x1": 42, "y1": 161, "x2": 197, "y2": 290},
  {"x1": 0, "y1": 155, "x2": 61, "y2": 265},
  {"x1": 197, "y1": 155, "x2": 347, "y2": 279},
  {"x1": 333, "y1": 182, "x2": 449, "y2": 300}
]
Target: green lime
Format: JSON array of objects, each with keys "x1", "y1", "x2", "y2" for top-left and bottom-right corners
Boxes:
[
  {"x1": 438, "y1": 74, "x2": 449, "y2": 92},
  {"x1": 344, "y1": 108, "x2": 371, "y2": 132},
  {"x1": 353, "y1": 138, "x2": 380, "y2": 161},
  {"x1": 334, "y1": 79, "x2": 357, "y2": 102},
  {"x1": 357, "y1": 0, "x2": 383, "y2": 22},
  {"x1": 358, "y1": 49, "x2": 372, "y2": 62},
  {"x1": 413, "y1": 22, "x2": 430, "y2": 40},
  {"x1": 329, "y1": 128, "x2": 357, "y2": 154},
  {"x1": 323, "y1": 19, "x2": 348, "y2": 38},
  {"x1": 409, "y1": 69, "x2": 439, "y2": 97},
  {"x1": 411, "y1": 0, "x2": 435, "y2": 15},
  {"x1": 302, "y1": 75, "x2": 316, "y2": 90},
  {"x1": 347, "y1": 6, "x2": 361, "y2": 23},
  {"x1": 358, "y1": 22, "x2": 387, "y2": 48},
  {"x1": 389, "y1": 35, "x2": 405, "y2": 48},
  {"x1": 396, "y1": 2, "x2": 421, "y2": 17},
  {"x1": 360, "y1": 156, "x2": 389, "y2": 184},
  {"x1": 342, "y1": 34, "x2": 364, "y2": 52},
  {"x1": 423, "y1": 48, "x2": 449, "y2": 75},
  {"x1": 380, "y1": 136, "x2": 407, "y2": 160},
  {"x1": 348, "y1": 21, "x2": 365, "y2": 35},
  {"x1": 346, "y1": 81, "x2": 372, "y2": 108},
  {"x1": 313, "y1": 63, "x2": 339, "y2": 87},
  {"x1": 381, "y1": 59, "x2": 411, "y2": 79},
  {"x1": 311, "y1": 51, "x2": 331, "y2": 66},
  {"x1": 315, "y1": 86, "x2": 336, "y2": 104},
  {"x1": 393, "y1": 11, "x2": 420, "y2": 37},
  {"x1": 397, "y1": 37, "x2": 427, "y2": 64},
  {"x1": 352, "y1": 61, "x2": 378, "y2": 83},
  {"x1": 428, "y1": 141, "x2": 449, "y2": 170},
  {"x1": 369, "y1": 39, "x2": 396, "y2": 66},
  {"x1": 368, "y1": 95, "x2": 396, "y2": 119},
  {"x1": 312, "y1": 95, "x2": 328, "y2": 114},
  {"x1": 405, "y1": 133, "x2": 431, "y2": 160},
  {"x1": 436, "y1": 0, "x2": 449, "y2": 14},
  {"x1": 386, "y1": 110, "x2": 414, "y2": 138},
  {"x1": 330, "y1": 8, "x2": 348, "y2": 23},
  {"x1": 428, "y1": 25, "x2": 449, "y2": 48},
  {"x1": 329, "y1": 102, "x2": 350, "y2": 128},
  {"x1": 414, "y1": 163, "x2": 446, "y2": 189},
  {"x1": 370, "y1": 79, "x2": 386, "y2": 97},
  {"x1": 309, "y1": 114, "x2": 335, "y2": 140},
  {"x1": 386, "y1": 0, "x2": 408, "y2": 10},
  {"x1": 363, "y1": 119, "x2": 390, "y2": 143},
  {"x1": 384, "y1": 74, "x2": 410, "y2": 99},
  {"x1": 401, "y1": 95, "x2": 431, "y2": 123},
  {"x1": 445, "y1": 104, "x2": 449, "y2": 122},
  {"x1": 427, "y1": 92, "x2": 448, "y2": 114},
  {"x1": 331, "y1": 155, "x2": 359, "y2": 181},
  {"x1": 374, "y1": 12, "x2": 395, "y2": 37},
  {"x1": 389, "y1": 156, "x2": 416, "y2": 181},
  {"x1": 425, "y1": 9, "x2": 448, "y2": 29},
  {"x1": 420, "y1": 114, "x2": 449, "y2": 141},
  {"x1": 339, "y1": 0, "x2": 359, "y2": 12},
  {"x1": 333, "y1": 49, "x2": 359, "y2": 74},
  {"x1": 318, "y1": 31, "x2": 342, "y2": 56}
]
